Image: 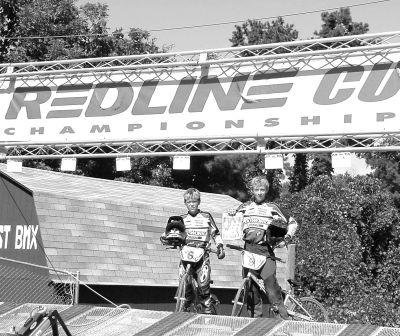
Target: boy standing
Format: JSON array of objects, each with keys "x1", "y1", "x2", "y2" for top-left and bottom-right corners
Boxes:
[
  {"x1": 229, "y1": 176, "x2": 298, "y2": 318},
  {"x1": 163, "y1": 188, "x2": 225, "y2": 314}
]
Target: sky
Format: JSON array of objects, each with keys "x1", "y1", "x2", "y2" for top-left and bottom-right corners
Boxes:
[{"x1": 77, "y1": 0, "x2": 399, "y2": 52}]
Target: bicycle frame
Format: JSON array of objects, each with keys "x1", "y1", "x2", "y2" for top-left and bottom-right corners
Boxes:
[
  {"x1": 282, "y1": 283, "x2": 329, "y2": 322},
  {"x1": 171, "y1": 244, "x2": 218, "y2": 313},
  {"x1": 283, "y1": 291, "x2": 315, "y2": 322},
  {"x1": 228, "y1": 244, "x2": 328, "y2": 321},
  {"x1": 245, "y1": 271, "x2": 266, "y2": 295}
]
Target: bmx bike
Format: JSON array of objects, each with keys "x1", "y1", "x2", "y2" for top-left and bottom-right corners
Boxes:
[
  {"x1": 227, "y1": 244, "x2": 329, "y2": 322},
  {"x1": 167, "y1": 244, "x2": 219, "y2": 313}
]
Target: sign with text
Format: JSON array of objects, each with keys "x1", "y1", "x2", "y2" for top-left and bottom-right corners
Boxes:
[
  {"x1": 173, "y1": 155, "x2": 190, "y2": 170},
  {"x1": 0, "y1": 171, "x2": 48, "y2": 271},
  {"x1": 332, "y1": 152, "x2": 352, "y2": 168},
  {"x1": 265, "y1": 154, "x2": 284, "y2": 170},
  {"x1": 1, "y1": 56, "x2": 400, "y2": 143},
  {"x1": 221, "y1": 212, "x2": 243, "y2": 240},
  {"x1": 0, "y1": 224, "x2": 39, "y2": 250}
]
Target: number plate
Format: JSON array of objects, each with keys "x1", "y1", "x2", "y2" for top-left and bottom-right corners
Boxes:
[
  {"x1": 241, "y1": 250, "x2": 267, "y2": 270},
  {"x1": 180, "y1": 245, "x2": 205, "y2": 262}
]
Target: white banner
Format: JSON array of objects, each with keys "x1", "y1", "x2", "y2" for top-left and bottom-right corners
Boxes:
[{"x1": 1, "y1": 58, "x2": 400, "y2": 143}]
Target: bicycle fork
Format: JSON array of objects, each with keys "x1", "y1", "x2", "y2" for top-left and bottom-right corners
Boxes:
[
  {"x1": 234, "y1": 273, "x2": 267, "y2": 309},
  {"x1": 175, "y1": 264, "x2": 192, "y2": 308},
  {"x1": 249, "y1": 272, "x2": 267, "y2": 294}
]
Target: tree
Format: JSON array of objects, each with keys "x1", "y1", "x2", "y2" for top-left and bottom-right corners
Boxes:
[
  {"x1": 170, "y1": 154, "x2": 282, "y2": 202},
  {"x1": 116, "y1": 157, "x2": 177, "y2": 188},
  {"x1": 289, "y1": 153, "x2": 308, "y2": 192},
  {"x1": 4, "y1": 0, "x2": 168, "y2": 62},
  {"x1": 230, "y1": 17, "x2": 298, "y2": 47},
  {"x1": 314, "y1": 7, "x2": 369, "y2": 39},
  {"x1": 281, "y1": 174, "x2": 400, "y2": 326},
  {"x1": 361, "y1": 151, "x2": 400, "y2": 208},
  {"x1": 309, "y1": 154, "x2": 334, "y2": 184},
  {"x1": 0, "y1": 0, "x2": 20, "y2": 61},
  {"x1": 5, "y1": 0, "x2": 89, "y2": 62}
]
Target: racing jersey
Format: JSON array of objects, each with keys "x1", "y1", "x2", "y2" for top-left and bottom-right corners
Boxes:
[
  {"x1": 237, "y1": 201, "x2": 298, "y2": 254},
  {"x1": 181, "y1": 210, "x2": 223, "y2": 248}
]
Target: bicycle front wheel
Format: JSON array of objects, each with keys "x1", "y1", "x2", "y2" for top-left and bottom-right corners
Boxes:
[
  {"x1": 231, "y1": 278, "x2": 249, "y2": 317},
  {"x1": 175, "y1": 274, "x2": 188, "y2": 312},
  {"x1": 290, "y1": 297, "x2": 329, "y2": 322}
]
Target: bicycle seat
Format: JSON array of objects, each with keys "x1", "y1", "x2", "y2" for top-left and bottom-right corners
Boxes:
[{"x1": 287, "y1": 279, "x2": 302, "y2": 287}]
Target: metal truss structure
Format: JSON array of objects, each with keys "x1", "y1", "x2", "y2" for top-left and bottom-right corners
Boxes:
[
  {"x1": 3, "y1": 132, "x2": 400, "y2": 160},
  {"x1": 1, "y1": 31, "x2": 400, "y2": 159}
]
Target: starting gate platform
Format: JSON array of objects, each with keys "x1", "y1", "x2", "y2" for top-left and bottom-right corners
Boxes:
[{"x1": 0, "y1": 302, "x2": 400, "y2": 336}]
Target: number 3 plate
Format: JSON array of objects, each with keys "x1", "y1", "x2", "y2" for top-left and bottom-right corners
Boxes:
[{"x1": 241, "y1": 250, "x2": 267, "y2": 270}]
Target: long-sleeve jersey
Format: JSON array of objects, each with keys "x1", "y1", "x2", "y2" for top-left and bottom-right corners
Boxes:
[
  {"x1": 236, "y1": 201, "x2": 298, "y2": 255},
  {"x1": 181, "y1": 210, "x2": 223, "y2": 248}
]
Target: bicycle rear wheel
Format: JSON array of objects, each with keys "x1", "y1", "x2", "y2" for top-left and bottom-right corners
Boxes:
[
  {"x1": 231, "y1": 278, "x2": 249, "y2": 317},
  {"x1": 175, "y1": 274, "x2": 188, "y2": 312},
  {"x1": 290, "y1": 297, "x2": 329, "y2": 322}
]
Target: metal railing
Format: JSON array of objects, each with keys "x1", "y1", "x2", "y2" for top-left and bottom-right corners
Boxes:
[
  {"x1": 0, "y1": 256, "x2": 77, "y2": 305},
  {"x1": 0, "y1": 257, "x2": 123, "y2": 308}
]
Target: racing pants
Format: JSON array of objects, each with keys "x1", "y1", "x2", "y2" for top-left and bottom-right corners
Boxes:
[
  {"x1": 243, "y1": 257, "x2": 288, "y2": 319},
  {"x1": 179, "y1": 255, "x2": 216, "y2": 314}
]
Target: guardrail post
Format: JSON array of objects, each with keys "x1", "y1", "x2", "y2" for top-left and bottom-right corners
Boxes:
[{"x1": 74, "y1": 271, "x2": 80, "y2": 304}]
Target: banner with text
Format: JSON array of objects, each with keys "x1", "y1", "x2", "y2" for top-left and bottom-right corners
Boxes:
[
  {"x1": 1, "y1": 56, "x2": 400, "y2": 143},
  {"x1": 0, "y1": 171, "x2": 48, "y2": 271}
]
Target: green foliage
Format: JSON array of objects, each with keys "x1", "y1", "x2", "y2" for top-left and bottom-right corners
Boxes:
[
  {"x1": 6, "y1": 0, "x2": 86, "y2": 62},
  {"x1": 116, "y1": 157, "x2": 177, "y2": 188},
  {"x1": 0, "y1": 0, "x2": 20, "y2": 61},
  {"x1": 230, "y1": 17, "x2": 298, "y2": 47},
  {"x1": 309, "y1": 154, "x2": 333, "y2": 184},
  {"x1": 170, "y1": 154, "x2": 282, "y2": 201},
  {"x1": 2, "y1": 0, "x2": 167, "y2": 62},
  {"x1": 281, "y1": 175, "x2": 400, "y2": 326},
  {"x1": 362, "y1": 151, "x2": 400, "y2": 208},
  {"x1": 289, "y1": 154, "x2": 308, "y2": 192},
  {"x1": 314, "y1": 7, "x2": 369, "y2": 38}
]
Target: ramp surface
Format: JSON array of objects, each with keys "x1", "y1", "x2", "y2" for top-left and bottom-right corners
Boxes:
[{"x1": 1, "y1": 302, "x2": 400, "y2": 336}]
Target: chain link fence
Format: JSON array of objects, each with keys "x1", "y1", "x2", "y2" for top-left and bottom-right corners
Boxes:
[{"x1": 0, "y1": 257, "x2": 77, "y2": 305}]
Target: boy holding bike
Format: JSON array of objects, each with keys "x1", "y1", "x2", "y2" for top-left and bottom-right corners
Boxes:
[
  {"x1": 229, "y1": 176, "x2": 298, "y2": 319},
  {"x1": 161, "y1": 188, "x2": 225, "y2": 314}
]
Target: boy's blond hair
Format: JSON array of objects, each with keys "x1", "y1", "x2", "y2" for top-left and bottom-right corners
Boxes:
[
  {"x1": 183, "y1": 188, "x2": 201, "y2": 202},
  {"x1": 251, "y1": 176, "x2": 269, "y2": 189}
]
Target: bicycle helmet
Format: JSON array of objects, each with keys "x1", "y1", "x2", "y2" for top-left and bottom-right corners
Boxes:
[
  {"x1": 165, "y1": 216, "x2": 186, "y2": 245},
  {"x1": 166, "y1": 216, "x2": 185, "y2": 232},
  {"x1": 268, "y1": 218, "x2": 288, "y2": 238}
]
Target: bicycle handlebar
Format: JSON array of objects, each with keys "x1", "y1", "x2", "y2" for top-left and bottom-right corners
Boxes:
[
  {"x1": 165, "y1": 244, "x2": 218, "y2": 254},
  {"x1": 226, "y1": 244, "x2": 285, "y2": 263},
  {"x1": 226, "y1": 244, "x2": 243, "y2": 251}
]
